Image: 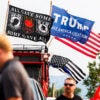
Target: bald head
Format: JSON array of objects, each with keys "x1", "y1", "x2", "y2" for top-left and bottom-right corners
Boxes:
[
  {"x1": 0, "y1": 34, "x2": 12, "y2": 52},
  {"x1": 0, "y1": 34, "x2": 13, "y2": 69}
]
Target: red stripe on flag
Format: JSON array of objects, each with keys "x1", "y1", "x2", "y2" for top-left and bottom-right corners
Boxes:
[
  {"x1": 55, "y1": 37, "x2": 96, "y2": 59},
  {"x1": 88, "y1": 39, "x2": 100, "y2": 47},
  {"x1": 66, "y1": 39, "x2": 98, "y2": 55},
  {"x1": 89, "y1": 35, "x2": 100, "y2": 43},
  {"x1": 91, "y1": 31, "x2": 100, "y2": 38},
  {"x1": 85, "y1": 42, "x2": 99, "y2": 52}
]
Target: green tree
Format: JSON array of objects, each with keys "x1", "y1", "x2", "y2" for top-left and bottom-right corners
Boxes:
[
  {"x1": 75, "y1": 88, "x2": 82, "y2": 95},
  {"x1": 48, "y1": 87, "x2": 52, "y2": 97},
  {"x1": 83, "y1": 55, "x2": 100, "y2": 98},
  {"x1": 56, "y1": 87, "x2": 64, "y2": 97},
  {"x1": 48, "y1": 83, "x2": 56, "y2": 97}
]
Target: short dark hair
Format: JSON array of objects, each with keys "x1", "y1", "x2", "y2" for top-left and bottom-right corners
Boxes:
[{"x1": 64, "y1": 77, "x2": 76, "y2": 84}]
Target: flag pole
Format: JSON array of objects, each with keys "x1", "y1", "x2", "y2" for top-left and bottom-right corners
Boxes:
[
  {"x1": 49, "y1": 1, "x2": 52, "y2": 16},
  {"x1": 47, "y1": 1, "x2": 54, "y2": 48},
  {"x1": 3, "y1": 0, "x2": 10, "y2": 34}
]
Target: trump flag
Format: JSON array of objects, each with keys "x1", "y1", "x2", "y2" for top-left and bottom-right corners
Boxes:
[{"x1": 51, "y1": 5, "x2": 94, "y2": 44}]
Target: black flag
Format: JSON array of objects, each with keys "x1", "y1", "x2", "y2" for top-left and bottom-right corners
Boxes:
[
  {"x1": 6, "y1": 5, "x2": 53, "y2": 43},
  {"x1": 49, "y1": 55, "x2": 86, "y2": 83}
]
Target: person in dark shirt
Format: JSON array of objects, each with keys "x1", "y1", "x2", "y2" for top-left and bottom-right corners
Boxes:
[
  {"x1": 0, "y1": 34, "x2": 34, "y2": 100},
  {"x1": 56, "y1": 77, "x2": 82, "y2": 100}
]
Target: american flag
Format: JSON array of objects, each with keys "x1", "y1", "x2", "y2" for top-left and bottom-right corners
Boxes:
[
  {"x1": 55, "y1": 32, "x2": 100, "y2": 59},
  {"x1": 49, "y1": 55, "x2": 86, "y2": 83}
]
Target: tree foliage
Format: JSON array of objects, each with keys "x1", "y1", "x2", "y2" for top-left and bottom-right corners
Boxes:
[
  {"x1": 75, "y1": 88, "x2": 82, "y2": 95},
  {"x1": 83, "y1": 55, "x2": 100, "y2": 98}
]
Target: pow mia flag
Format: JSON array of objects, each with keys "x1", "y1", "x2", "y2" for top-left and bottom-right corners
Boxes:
[{"x1": 6, "y1": 5, "x2": 53, "y2": 43}]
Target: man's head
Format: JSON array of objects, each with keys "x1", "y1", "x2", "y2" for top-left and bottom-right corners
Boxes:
[
  {"x1": 64, "y1": 77, "x2": 76, "y2": 94},
  {"x1": 0, "y1": 34, "x2": 13, "y2": 69}
]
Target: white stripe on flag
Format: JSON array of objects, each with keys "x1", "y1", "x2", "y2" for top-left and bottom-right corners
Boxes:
[
  {"x1": 55, "y1": 32, "x2": 100, "y2": 59},
  {"x1": 59, "y1": 67, "x2": 79, "y2": 82},
  {"x1": 67, "y1": 61, "x2": 85, "y2": 78},
  {"x1": 55, "y1": 33, "x2": 100, "y2": 58},
  {"x1": 65, "y1": 64, "x2": 82, "y2": 81},
  {"x1": 61, "y1": 38, "x2": 96, "y2": 55}
]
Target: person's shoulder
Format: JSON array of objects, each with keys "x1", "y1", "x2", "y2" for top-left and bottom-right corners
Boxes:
[
  {"x1": 74, "y1": 95, "x2": 83, "y2": 100},
  {"x1": 2, "y1": 59, "x2": 28, "y2": 82},
  {"x1": 56, "y1": 95, "x2": 65, "y2": 100},
  {"x1": 8, "y1": 60, "x2": 24, "y2": 71},
  {"x1": 9, "y1": 59, "x2": 23, "y2": 68},
  {"x1": 3, "y1": 59, "x2": 25, "y2": 75}
]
